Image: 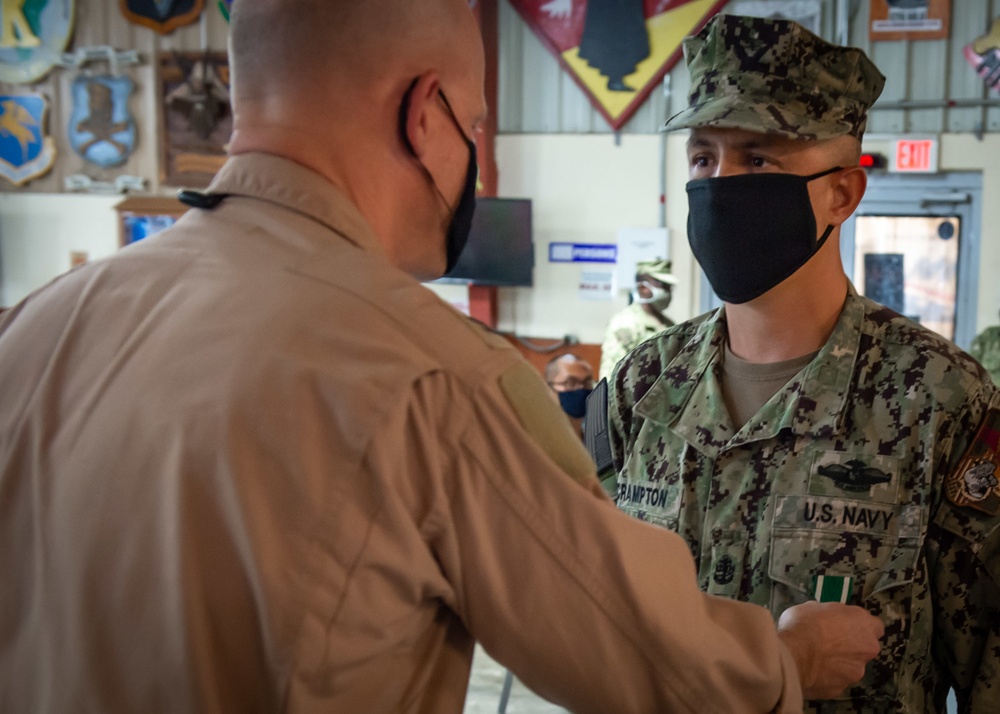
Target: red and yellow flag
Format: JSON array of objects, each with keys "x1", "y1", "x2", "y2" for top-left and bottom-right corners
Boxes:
[{"x1": 508, "y1": 0, "x2": 726, "y2": 130}]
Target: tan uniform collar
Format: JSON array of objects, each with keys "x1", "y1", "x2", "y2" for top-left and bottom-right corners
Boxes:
[{"x1": 207, "y1": 152, "x2": 385, "y2": 258}]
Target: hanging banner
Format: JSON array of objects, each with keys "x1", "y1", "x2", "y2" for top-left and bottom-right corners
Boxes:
[
  {"x1": 68, "y1": 74, "x2": 137, "y2": 168},
  {"x1": 964, "y1": 18, "x2": 1000, "y2": 94},
  {"x1": 120, "y1": 0, "x2": 204, "y2": 35},
  {"x1": 869, "y1": 0, "x2": 951, "y2": 42},
  {"x1": 0, "y1": 0, "x2": 76, "y2": 84},
  {"x1": 0, "y1": 93, "x2": 57, "y2": 186},
  {"x1": 729, "y1": 0, "x2": 821, "y2": 34},
  {"x1": 508, "y1": 0, "x2": 727, "y2": 131}
]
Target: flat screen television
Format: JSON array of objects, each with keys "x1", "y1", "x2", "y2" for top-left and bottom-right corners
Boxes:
[{"x1": 435, "y1": 197, "x2": 533, "y2": 287}]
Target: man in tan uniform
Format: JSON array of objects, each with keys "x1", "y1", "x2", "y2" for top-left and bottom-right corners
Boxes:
[{"x1": 0, "y1": 1, "x2": 882, "y2": 712}]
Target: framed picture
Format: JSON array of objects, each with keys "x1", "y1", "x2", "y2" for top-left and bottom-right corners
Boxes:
[
  {"x1": 158, "y1": 51, "x2": 231, "y2": 187},
  {"x1": 869, "y1": 0, "x2": 951, "y2": 42}
]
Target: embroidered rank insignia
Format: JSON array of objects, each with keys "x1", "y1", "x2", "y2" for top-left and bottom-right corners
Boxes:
[
  {"x1": 947, "y1": 408, "x2": 1000, "y2": 515},
  {"x1": 813, "y1": 574, "x2": 853, "y2": 604},
  {"x1": 68, "y1": 75, "x2": 137, "y2": 168},
  {"x1": 0, "y1": 93, "x2": 56, "y2": 186},
  {"x1": 119, "y1": 0, "x2": 204, "y2": 35},
  {"x1": 0, "y1": 0, "x2": 76, "y2": 84}
]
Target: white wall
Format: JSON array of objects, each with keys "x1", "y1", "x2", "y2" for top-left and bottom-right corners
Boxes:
[
  {"x1": 428, "y1": 133, "x2": 673, "y2": 344},
  {"x1": 0, "y1": 194, "x2": 120, "y2": 306}
]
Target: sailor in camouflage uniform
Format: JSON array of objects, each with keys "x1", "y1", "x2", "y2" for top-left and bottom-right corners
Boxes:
[
  {"x1": 599, "y1": 259, "x2": 677, "y2": 379},
  {"x1": 969, "y1": 306, "x2": 1000, "y2": 386},
  {"x1": 592, "y1": 14, "x2": 1000, "y2": 713}
]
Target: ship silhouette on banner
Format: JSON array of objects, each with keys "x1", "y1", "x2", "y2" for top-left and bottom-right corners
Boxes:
[{"x1": 508, "y1": 0, "x2": 726, "y2": 130}]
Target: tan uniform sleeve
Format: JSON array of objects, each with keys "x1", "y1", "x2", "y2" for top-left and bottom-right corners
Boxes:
[{"x1": 368, "y1": 367, "x2": 804, "y2": 713}]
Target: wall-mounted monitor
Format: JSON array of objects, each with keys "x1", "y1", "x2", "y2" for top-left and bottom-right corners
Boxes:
[{"x1": 435, "y1": 197, "x2": 534, "y2": 287}]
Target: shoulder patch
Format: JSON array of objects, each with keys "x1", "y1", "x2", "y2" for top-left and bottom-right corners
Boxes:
[
  {"x1": 947, "y1": 408, "x2": 1000, "y2": 515},
  {"x1": 499, "y1": 361, "x2": 598, "y2": 488}
]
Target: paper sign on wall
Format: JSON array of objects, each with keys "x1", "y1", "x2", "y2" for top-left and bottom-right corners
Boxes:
[
  {"x1": 579, "y1": 271, "x2": 614, "y2": 301},
  {"x1": 549, "y1": 242, "x2": 617, "y2": 263},
  {"x1": 869, "y1": 0, "x2": 950, "y2": 42},
  {"x1": 614, "y1": 227, "x2": 670, "y2": 291}
]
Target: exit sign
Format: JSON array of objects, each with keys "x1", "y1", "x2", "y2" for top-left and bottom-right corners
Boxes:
[{"x1": 892, "y1": 138, "x2": 938, "y2": 173}]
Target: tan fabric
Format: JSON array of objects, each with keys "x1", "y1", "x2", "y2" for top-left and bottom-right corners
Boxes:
[
  {"x1": 721, "y1": 342, "x2": 819, "y2": 430},
  {"x1": 0, "y1": 153, "x2": 802, "y2": 714}
]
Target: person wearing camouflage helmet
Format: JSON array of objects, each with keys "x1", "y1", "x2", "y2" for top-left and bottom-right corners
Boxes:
[
  {"x1": 591, "y1": 13, "x2": 1000, "y2": 713},
  {"x1": 599, "y1": 258, "x2": 677, "y2": 379}
]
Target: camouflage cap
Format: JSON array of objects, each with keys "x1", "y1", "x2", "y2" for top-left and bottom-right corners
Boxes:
[
  {"x1": 662, "y1": 14, "x2": 886, "y2": 140},
  {"x1": 636, "y1": 258, "x2": 677, "y2": 285}
]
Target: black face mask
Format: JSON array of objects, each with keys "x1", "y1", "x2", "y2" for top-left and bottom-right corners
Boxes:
[
  {"x1": 400, "y1": 82, "x2": 478, "y2": 275},
  {"x1": 557, "y1": 388, "x2": 592, "y2": 419},
  {"x1": 686, "y1": 167, "x2": 842, "y2": 304}
]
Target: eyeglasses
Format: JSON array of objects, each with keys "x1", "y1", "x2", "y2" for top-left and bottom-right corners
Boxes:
[{"x1": 548, "y1": 377, "x2": 595, "y2": 392}]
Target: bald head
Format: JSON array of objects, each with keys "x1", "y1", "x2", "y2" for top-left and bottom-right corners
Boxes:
[
  {"x1": 545, "y1": 354, "x2": 594, "y2": 387},
  {"x1": 230, "y1": 0, "x2": 480, "y2": 113},
  {"x1": 227, "y1": 0, "x2": 486, "y2": 281}
]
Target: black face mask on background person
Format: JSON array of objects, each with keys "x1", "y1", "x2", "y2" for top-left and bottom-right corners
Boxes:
[
  {"x1": 557, "y1": 388, "x2": 591, "y2": 420},
  {"x1": 400, "y1": 81, "x2": 479, "y2": 274},
  {"x1": 686, "y1": 166, "x2": 842, "y2": 304}
]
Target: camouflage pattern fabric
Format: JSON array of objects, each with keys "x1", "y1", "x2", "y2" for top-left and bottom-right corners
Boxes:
[
  {"x1": 599, "y1": 303, "x2": 674, "y2": 380},
  {"x1": 607, "y1": 285, "x2": 1000, "y2": 712},
  {"x1": 662, "y1": 14, "x2": 886, "y2": 140},
  {"x1": 635, "y1": 258, "x2": 677, "y2": 286},
  {"x1": 970, "y1": 325, "x2": 1000, "y2": 387}
]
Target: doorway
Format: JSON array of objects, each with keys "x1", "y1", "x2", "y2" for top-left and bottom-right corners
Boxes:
[{"x1": 840, "y1": 172, "x2": 983, "y2": 349}]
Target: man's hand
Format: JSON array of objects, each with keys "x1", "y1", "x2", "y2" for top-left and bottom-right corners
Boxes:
[
  {"x1": 777, "y1": 601, "x2": 884, "y2": 700},
  {"x1": 541, "y1": 0, "x2": 573, "y2": 20}
]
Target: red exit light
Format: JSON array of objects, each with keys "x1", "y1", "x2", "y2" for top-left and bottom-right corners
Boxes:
[{"x1": 860, "y1": 153, "x2": 887, "y2": 169}]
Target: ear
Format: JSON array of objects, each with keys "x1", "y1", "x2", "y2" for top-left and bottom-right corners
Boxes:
[
  {"x1": 400, "y1": 72, "x2": 440, "y2": 159},
  {"x1": 827, "y1": 167, "x2": 867, "y2": 225}
]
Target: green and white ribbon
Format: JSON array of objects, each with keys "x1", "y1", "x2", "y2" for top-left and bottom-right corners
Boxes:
[{"x1": 812, "y1": 574, "x2": 854, "y2": 604}]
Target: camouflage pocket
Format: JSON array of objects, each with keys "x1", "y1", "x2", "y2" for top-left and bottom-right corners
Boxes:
[{"x1": 768, "y1": 514, "x2": 920, "y2": 704}]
